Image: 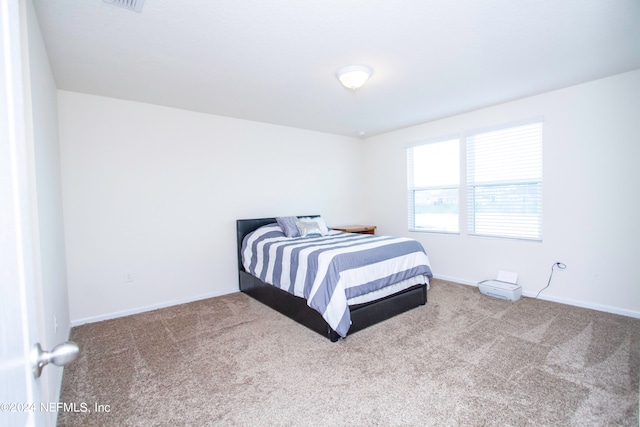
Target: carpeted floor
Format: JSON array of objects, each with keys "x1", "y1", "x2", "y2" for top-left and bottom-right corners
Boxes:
[{"x1": 58, "y1": 279, "x2": 640, "y2": 426}]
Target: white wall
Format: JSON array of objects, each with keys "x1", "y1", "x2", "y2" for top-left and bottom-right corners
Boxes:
[
  {"x1": 25, "y1": 0, "x2": 70, "y2": 422},
  {"x1": 56, "y1": 67, "x2": 640, "y2": 323},
  {"x1": 364, "y1": 70, "x2": 640, "y2": 317},
  {"x1": 58, "y1": 91, "x2": 366, "y2": 323}
]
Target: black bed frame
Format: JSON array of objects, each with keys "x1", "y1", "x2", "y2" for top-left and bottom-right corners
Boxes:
[{"x1": 236, "y1": 216, "x2": 427, "y2": 342}]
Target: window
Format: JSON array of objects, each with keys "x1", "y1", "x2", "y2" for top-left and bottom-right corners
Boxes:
[
  {"x1": 406, "y1": 119, "x2": 543, "y2": 240},
  {"x1": 407, "y1": 137, "x2": 460, "y2": 233},
  {"x1": 467, "y1": 121, "x2": 543, "y2": 240}
]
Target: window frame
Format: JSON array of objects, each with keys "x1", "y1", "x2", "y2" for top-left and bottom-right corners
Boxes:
[
  {"x1": 465, "y1": 118, "x2": 544, "y2": 241},
  {"x1": 406, "y1": 135, "x2": 461, "y2": 234},
  {"x1": 406, "y1": 117, "x2": 544, "y2": 241}
]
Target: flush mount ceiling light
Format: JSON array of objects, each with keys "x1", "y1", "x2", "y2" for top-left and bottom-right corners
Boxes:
[
  {"x1": 103, "y1": 0, "x2": 145, "y2": 12},
  {"x1": 336, "y1": 65, "x2": 373, "y2": 90}
]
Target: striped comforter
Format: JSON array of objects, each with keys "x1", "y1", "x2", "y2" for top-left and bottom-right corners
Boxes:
[{"x1": 242, "y1": 224, "x2": 433, "y2": 337}]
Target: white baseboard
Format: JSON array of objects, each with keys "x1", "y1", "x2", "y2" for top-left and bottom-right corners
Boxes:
[
  {"x1": 433, "y1": 274, "x2": 640, "y2": 319},
  {"x1": 433, "y1": 274, "x2": 478, "y2": 287},
  {"x1": 70, "y1": 289, "x2": 236, "y2": 327}
]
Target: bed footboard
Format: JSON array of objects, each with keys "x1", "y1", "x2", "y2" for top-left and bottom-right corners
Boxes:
[{"x1": 240, "y1": 270, "x2": 340, "y2": 341}]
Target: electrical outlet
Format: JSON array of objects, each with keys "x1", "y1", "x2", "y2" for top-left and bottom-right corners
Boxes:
[{"x1": 125, "y1": 272, "x2": 134, "y2": 282}]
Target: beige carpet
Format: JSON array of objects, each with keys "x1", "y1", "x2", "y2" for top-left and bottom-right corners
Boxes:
[{"x1": 58, "y1": 279, "x2": 640, "y2": 426}]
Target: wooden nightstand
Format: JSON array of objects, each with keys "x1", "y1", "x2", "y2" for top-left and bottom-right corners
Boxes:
[{"x1": 332, "y1": 225, "x2": 377, "y2": 235}]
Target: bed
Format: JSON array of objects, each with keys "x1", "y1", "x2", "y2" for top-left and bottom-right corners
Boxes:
[{"x1": 236, "y1": 216, "x2": 433, "y2": 342}]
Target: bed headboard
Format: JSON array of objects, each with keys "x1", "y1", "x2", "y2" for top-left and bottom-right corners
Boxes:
[{"x1": 236, "y1": 215, "x2": 320, "y2": 273}]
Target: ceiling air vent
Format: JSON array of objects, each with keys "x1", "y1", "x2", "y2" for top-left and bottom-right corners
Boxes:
[{"x1": 103, "y1": 0, "x2": 145, "y2": 12}]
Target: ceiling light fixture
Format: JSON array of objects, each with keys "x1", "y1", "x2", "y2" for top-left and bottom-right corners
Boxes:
[
  {"x1": 336, "y1": 65, "x2": 373, "y2": 90},
  {"x1": 103, "y1": 0, "x2": 145, "y2": 12}
]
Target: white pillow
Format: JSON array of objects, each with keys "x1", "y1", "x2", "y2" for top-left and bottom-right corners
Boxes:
[
  {"x1": 298, "y1": 216, "x2": 329, "y2": 235},
  {"x1": 296, "y1": 220, "x2": 324, "y2": 238}
]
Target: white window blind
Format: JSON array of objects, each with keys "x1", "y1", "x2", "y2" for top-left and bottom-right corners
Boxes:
[
  {"x1": 466, "y1": 121, "x2": 543, "y2": 240},
  {"x1": 407, "y1": 137, "x2": 459, "y2": 233}
]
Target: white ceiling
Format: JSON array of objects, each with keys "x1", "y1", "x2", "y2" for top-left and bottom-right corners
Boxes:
[{"x1": 33, "y1": 0, "x2": 640, "y2": 137}]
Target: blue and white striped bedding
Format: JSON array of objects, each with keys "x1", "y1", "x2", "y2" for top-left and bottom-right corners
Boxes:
[{"x1": 242, "y1": 224, "x2": 433, "y2": 337}]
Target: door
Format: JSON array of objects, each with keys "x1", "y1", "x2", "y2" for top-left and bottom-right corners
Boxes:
[{"x1": 1, "y1": 1, "x2": 45, "y2": 425}]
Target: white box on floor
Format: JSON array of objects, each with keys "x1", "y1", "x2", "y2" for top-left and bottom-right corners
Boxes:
[{"x1": 478, "y1": 279, "x2": 522, "y2": 301}]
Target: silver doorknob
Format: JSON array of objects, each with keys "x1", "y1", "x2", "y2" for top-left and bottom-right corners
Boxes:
[{"x1": 32, "y1": 342, "x2": 79, "y2": 378}]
